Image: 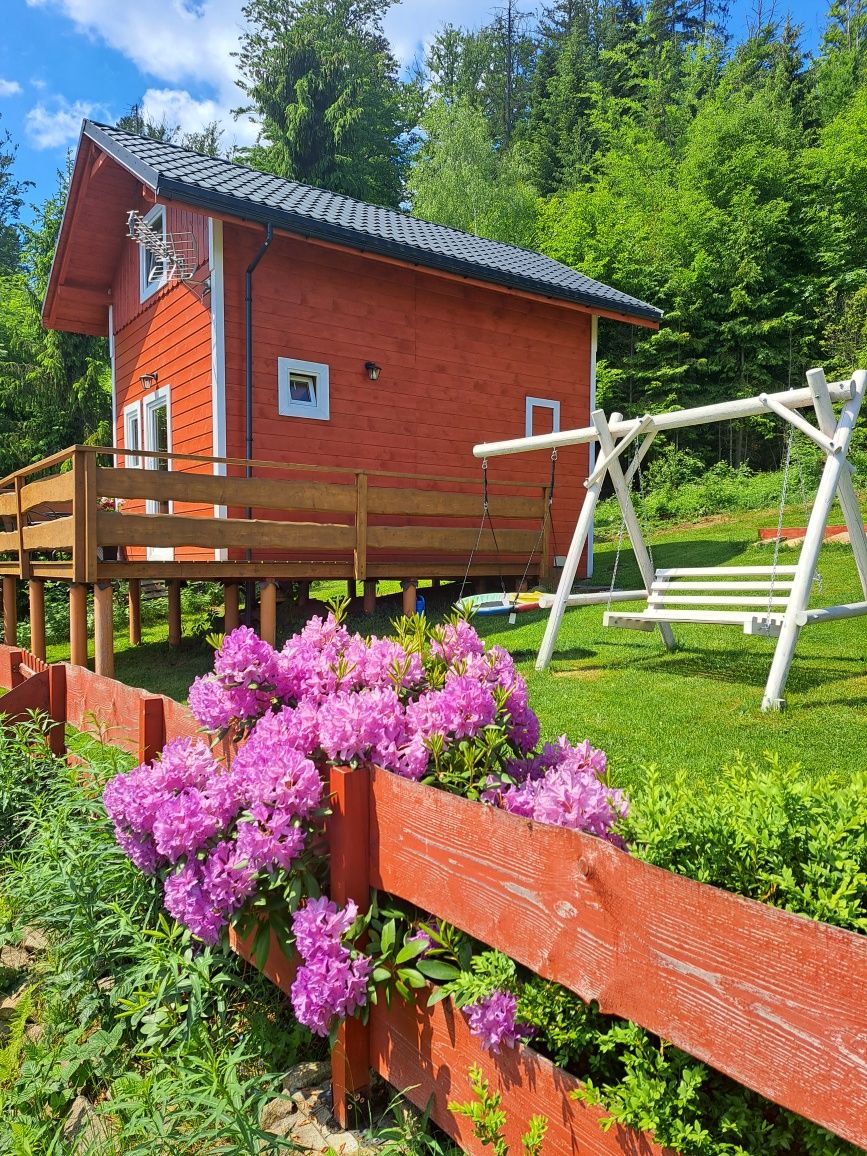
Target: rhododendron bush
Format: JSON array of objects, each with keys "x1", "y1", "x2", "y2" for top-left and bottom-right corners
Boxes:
[{"x1": 104, "y1": 609, "x2": 627, "y2": 1050}]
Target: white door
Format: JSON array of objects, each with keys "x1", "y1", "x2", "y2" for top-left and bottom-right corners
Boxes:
[{"x1": 143, "y1": 387, "x2": 174, "y2": 562}]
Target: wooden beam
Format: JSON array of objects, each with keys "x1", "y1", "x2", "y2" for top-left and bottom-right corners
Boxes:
[
  {"x1": 2, "y1": 576, "x2": 16, "y2": 646},
  {"x1": 93, "y1": 581, "x2": 114, "y2": 678},
  {"x1": 69, "y1": 583, "x2": 88, "y2": 666},
  {"x1": 97, "y1": 510, "x2": 355, "y2": 552},
  {"x1": 354, "y1": 472, "x2": 368, "y2": 581},
  {"x1": 20, "y1": 473, "x2": 75, "y2": 512},
  {"x1": 167, "y1": 580, "x2": 182, "y2": 647},
  {"x1": 128, "y1": 578, "x2": 141, "y2": 645},
  {"x1": 29, "y1": 579, "x2": 46, "y2": 661}
]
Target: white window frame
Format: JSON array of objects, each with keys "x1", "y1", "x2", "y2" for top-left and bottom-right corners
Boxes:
[
  {"x1": 139, "y1": 203, "x2": 168, "y2": 303},
  {"x1": 525, "y1": 396, "x2": 561, "y2": 438},
  {"x1": 143, "y1": 386, "x2": 172, "y2": 511},
  {"x1": 278, "y1": 357, "x2": 330, "y2": 421},
  {"x1": 123, "y1": 400, "x2": 143, "y2": 468}
]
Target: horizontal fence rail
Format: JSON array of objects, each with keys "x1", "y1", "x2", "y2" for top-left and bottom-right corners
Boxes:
[
  {"x1": 0, "y1": 445, "x2": 551, "y2": 584},
  {"x1": 2, "y1": 652, "x2": 862, "y2": 1153}
]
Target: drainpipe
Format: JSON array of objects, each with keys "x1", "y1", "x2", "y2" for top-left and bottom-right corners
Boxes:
[{"x1": 244, "y1": 223, "x2": 274, "y2": 621}]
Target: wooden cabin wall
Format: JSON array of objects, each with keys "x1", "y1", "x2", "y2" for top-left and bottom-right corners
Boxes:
[
  {"x1": 112, "y1": 204, "x2": 215, "y2": 561},
  {"x1": 222, "y1": 225, "x2": 592, "y2": 572}
]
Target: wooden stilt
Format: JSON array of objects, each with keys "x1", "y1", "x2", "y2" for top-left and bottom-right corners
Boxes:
[
  {"x1": 298, "y1": 580, "x2": 310, "y2": 608},
  {"x1": 260, "y1": 579, "x2": 277, "y2": 646},
  {"x1": 432, "y1": 579, "x2": 441, "y2": 590},
  {"x1": 224, "y1": 582, "x2": 239, "y2": 633},
  {"x1": 128, "y1": 578, "x2": 141, "y2": 646},
  {"x1": 363, "y1": 579, "x2": 377, "y2": 615},
  {"x1": 29, "y1": 579, "x2": 46, "y2": 661},
  {"x1": 2, "y1": 576, "x2": 16, "y2": 646},
  {"x1": 69, "y1": 583, "x2": 88, "y2": 667},
  {"x1": 402, "y1": 580, "x2": 417, "y2": 618},
  {"x1": 93, "y1": 582, "x2": 115, "y2": 678},
  {"x1": 346, "y1": 580, "x2": 356, "y2": 602},
  {"x1": 168, "y1": 581, "x2": 182, "y2": 647}
]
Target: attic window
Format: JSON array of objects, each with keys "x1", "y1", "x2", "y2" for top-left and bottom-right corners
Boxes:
[
  {"x1": 278, "y1": 358, "x2": 330, "y2": 421},
  {"x1": 139, "y1": 204, "x2": 167, "y2": 302}
]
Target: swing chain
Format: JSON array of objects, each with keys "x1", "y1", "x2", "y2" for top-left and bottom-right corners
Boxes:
[
  {"x1": 766, "y1": 424, "x2": 794, "y2": 621},
  {"x1": 512, "y1": 449, "x2": 558, "y2": 608}
]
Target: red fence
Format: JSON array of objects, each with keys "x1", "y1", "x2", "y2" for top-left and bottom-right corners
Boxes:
[{"x1": 1, "y1": 649, "x2": 865, "y2": 1155}]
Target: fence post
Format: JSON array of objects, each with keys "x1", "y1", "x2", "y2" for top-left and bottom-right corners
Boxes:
[
  {"x1": 139, "y1": 696, "x2": 166, "y2": 765},
  {"x1": 47, "y1": 663, "x2": 66, "y2": 758},
  {"x1": 327, "y1": 764, "x2": 371, "y2": 1128}
]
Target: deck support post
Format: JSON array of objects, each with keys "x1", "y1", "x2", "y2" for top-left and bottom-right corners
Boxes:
[
  {"x1": 363, "y1": 580, "x2": 376, "y2": 615},
  {"x1": 167, "y1": 581, "x2": 182, "y2": 648},
  {"x1": 29, "y1": 579, "x2": 46, "y2": 661},
  {"x1": 69, "y1": 583, "x2": 88, "y2": 667},
  {"x1": 401, "y1": 579, "x2": 417, "y2": 617},
  {"x1": 297, "y1": 580, "x2": 310, "y2": 608},
  {"x1": 2, "y1": 576, "x2": 16, "y2": 646},
  {"x1": 259, "y1": 580, "x2": 278, "y2": 647},
  {"x1": 224, "y1": 583, "x2": 239, "y2": 633},
  {"x1": 346, "y1": 580, "x2": 356, "y2": 603},
  {"x1": 93, "y1": 581, "x2": 115, "y2": 678},
  {"x1": 128, "y1": 579, "x2": 141, "y2": 646}
]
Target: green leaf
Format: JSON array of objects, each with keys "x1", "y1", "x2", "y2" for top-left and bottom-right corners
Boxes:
[
  {"x1": 380, "y1": 918, "x2": 396, "y2": 955},
  {"x1": 395, "y1": 937, "x2": 429, "y2": 965},
  {"x1": 417, "y1": 959, "x2": 461, "y2": 982}
]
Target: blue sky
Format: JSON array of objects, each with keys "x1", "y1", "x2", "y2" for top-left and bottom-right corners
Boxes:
[{"x1": 1, "y1": 0, "x2": 832, "y2": 218}]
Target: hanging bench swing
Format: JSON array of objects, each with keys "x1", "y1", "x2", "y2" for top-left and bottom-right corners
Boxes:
[{"x1": 472, "y1": 367, "x2": 867, "y2": 710}]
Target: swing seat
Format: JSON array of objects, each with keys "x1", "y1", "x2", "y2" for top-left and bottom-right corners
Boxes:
[
  {"x1": 457, "y1": 591, "x2": 543, "y2": 617},
  {"x1": 603, "y1": 567, "x2": 799, "y2": 637}
]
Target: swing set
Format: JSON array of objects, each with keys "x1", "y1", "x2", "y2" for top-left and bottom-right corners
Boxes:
[{"x1": 471, "y1": 367, "x2": 867, "y2": 710}]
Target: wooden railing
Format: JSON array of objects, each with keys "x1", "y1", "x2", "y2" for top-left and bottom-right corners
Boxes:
[{"x1": 0, "y1": 445, "x2": 551, "y2": 583}]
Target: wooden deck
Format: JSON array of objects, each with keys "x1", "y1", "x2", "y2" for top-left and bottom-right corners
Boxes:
[{"x1": 0, "y1": 445, "x2": 551, "y2": 672}]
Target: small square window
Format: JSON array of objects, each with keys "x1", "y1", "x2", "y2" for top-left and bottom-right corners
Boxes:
[
  {"x1": 278, "y1": 358, "x2": 329, "y2": 421},
  {"x1": 525, "y1": 396, "x2": 561, "y2": 437},
  {"x1": 289, "y1": 373, "x2": 316, "y2": 405}
]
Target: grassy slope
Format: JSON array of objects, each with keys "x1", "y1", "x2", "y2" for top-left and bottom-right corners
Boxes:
[{"x1": 43, "y1": 504, "x2": 867, "y2": 790}]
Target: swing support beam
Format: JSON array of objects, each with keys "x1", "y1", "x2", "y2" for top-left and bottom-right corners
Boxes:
[{"x1": 472, "y1": 370, "x2": 867, "y2": 710}]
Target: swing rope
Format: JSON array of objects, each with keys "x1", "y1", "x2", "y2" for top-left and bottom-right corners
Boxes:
[
  {"x1": 458, "y1": 459, "x2": 507, "y2": 603},
  {"x1": 510, "y1": 449, "x2": 558, "y2": 608}
]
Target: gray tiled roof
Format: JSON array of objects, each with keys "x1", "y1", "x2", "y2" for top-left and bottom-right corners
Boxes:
[{"x1": 85, "y1": 121, "x2": 661, "y2": 323}]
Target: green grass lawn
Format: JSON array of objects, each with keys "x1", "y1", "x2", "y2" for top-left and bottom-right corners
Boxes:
[{"x1": 41, "y1": 502, "x2": 867, "y2": 790}]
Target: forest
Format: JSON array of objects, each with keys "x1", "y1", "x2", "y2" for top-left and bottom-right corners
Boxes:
[{"x1": 1, "y1": 0, "x2": 866, "y2": 476}]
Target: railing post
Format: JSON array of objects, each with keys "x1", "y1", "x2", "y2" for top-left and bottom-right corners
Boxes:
[
  {"x1": 14, "y1": 476, "x2": 30, "y2": 581},
  {"x1": 354, "y1": 472, "x2": 368, "y2": 582},
  {"x1": 47, "y1": 663, "x2": 66, "y2": 758},
  {"x1": 139, "y1": 696, "x2": 166, "y2": 765},
  {"x1": 84, "y1": 450, "x2": 98, "y2": 584},
  {"x1": 72, "y1": 449, "x2": 86, "y2": 584},
  {"x1": 327, "y1": 764, "x2": 371, "y2": 1128}
]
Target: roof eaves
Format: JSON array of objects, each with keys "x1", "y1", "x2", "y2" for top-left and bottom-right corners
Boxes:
[
  {"x1": 155, "y1": 176, "x2": 662, "y2": 325},
  {"x1": 83, "y1": 120, "x2": 161, "y2": 192}
]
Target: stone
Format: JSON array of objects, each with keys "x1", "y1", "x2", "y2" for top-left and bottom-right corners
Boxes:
[
  {"x1": 282, "y1": 1059, "x2": 331, "y2": 1093},
  {"x1": 96, "y1": 976, "x2": 115, "y2": 993},
  {"x1": 327, "y1": 1131, "x2": 361, "y2": 1155},
  {"x1": 62, "y1": 1095, "x2": 114, "y2": 1155},
  {"x1": 0, "y1": 945, "x2": 30, "y2": 971},
  {"x1": 289, "y1": 1118, "x2": 331, "y2": 1151},
  {"x1": 259, "y1": 1096, "x2": 297, "y2": 1137},
  {"x1": 20, "y1": 927, "x2": 48, "y2": 952},
  {"x1": 25, "y1": 1022, "x2": 44, "y2": 1044},
  {"x1": 0, "y1": 985, "x2": 27, "y2": 1020}
]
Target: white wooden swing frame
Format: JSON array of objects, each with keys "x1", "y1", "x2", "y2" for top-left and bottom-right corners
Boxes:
[{"x1": 474, "y1": 368, "x2": 867, "y2": 710}]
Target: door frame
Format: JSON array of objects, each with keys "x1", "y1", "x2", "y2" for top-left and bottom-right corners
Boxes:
[{"x1": 143, "y1": 385, "x2": 174, "y2": 561}]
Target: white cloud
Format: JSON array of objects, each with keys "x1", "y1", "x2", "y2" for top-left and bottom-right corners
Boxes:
[
  {"x1": 25, "y1": 96, "x2": 108, "y2": 149},
  {"x1": 23, "y1": 0, "x2": 498, "y2": 122},
  {"x1": 0, "y1": 79, "x2": 23, "y2": 97},
  {"x1": 141, "y1": 86, "x2": 259, "y2": 147}
]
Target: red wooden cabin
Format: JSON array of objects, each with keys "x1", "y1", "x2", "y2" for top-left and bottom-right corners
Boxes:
[{"x1": 42, "y1": 121, "x2": 660, "y2": 585}]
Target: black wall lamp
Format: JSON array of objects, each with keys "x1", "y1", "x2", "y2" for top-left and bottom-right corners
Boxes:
[
  {"x1": 139, "y1": 370, "x2": 159, "y2": 390},
  {"x1": 364, "y1": 361, "x2": 381, "y2": 381}
]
